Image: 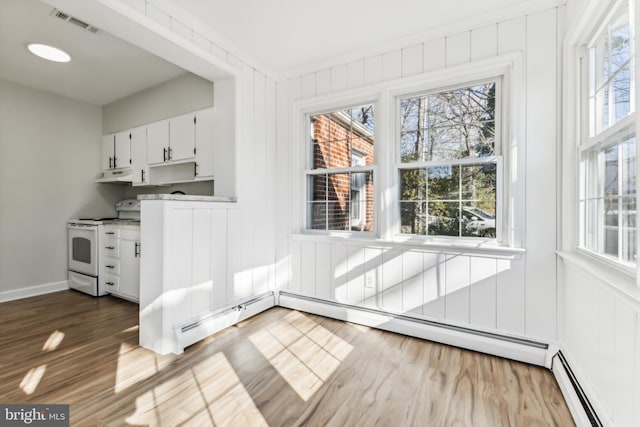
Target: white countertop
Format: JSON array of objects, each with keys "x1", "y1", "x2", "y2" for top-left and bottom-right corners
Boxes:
[{"x1": 137, "y1": 194, "x2": 237, "y2": 202}]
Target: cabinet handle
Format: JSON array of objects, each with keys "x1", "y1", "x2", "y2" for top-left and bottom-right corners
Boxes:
[
  {"x1": 141, "y1": 169, "x2": 145, "y2": 182},
  {"x1": 163, "y1": 148, "x2": 167, "y2": 162},
  {"x1": 106, "y1": 265, "x2": 115, "y2": 269},
  {"x1": 194, "y1": 163, "x2": 198, "y2": 177},
  {"x1": 105, "y1": 246, "x2": 115, "y2": 250},
  {"x1": 135, "y1": 242, "x2": 141, "y2": 258},
  {"x1": 109, "y1": 157, "x2": 113, "y2": 169},
  {"x1": 105, "y1": 232, "x2": 115, "y2": 235},
  {"x1": 113, "y1": 156, "x2": 117, "y2": 168},
  {"x1": 168, "y1": 147, "x2": 173, "y2": 161},
  {"x1": 106, "y1": 282, "x2": 115, "y2": 286}
]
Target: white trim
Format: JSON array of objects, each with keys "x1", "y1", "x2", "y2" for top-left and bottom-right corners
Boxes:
[
  {"x1": 0, "y1": 281, "x2": 69, "y2": 303},
  {"x1": 289, "y1": 233, "x2": 524, "y2": 259}
]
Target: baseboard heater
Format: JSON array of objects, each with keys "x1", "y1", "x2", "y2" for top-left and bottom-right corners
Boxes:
[
  {"x1": 278, "y1": 291, "x2": 549, "y2": 366},
  {"x1": 552, "y1": 351, "x2": 603, "y2": 427},
  {"x1": 174, "y1": 292, "x2": 276, "y2": 352}
]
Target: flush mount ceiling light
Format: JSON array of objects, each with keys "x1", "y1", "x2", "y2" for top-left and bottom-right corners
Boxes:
[{"x1": 27, "y1": 43, "x2": 71, "y2": 63}]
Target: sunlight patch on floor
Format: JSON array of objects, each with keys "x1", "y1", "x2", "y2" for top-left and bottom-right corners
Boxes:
[
  {"x1": 249, "y1": 311, "x2": 353, "y2": 401},
  {"x1": 114, "y1": 342, "x2": 160, "y2": 393},
  {"x1": 125, "y1": 352, "x2": 267, "y2": 426},
  {"x1": 20, "y1": 364, "x2": 46, "y2": 395},
  {"x1": 42, "y1": 330, "x2": 64, "y2": 352}
]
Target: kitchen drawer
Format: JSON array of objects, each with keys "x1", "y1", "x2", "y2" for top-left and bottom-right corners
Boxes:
[
  {"x1": 103, "y1": 256, "x2": 120, "y2": 275},
  {"x1": 120, "y1": 228, "x2": 140, "y2": 240},
  {"x1": 103, "y1": 240, "x2": 120, "y2": 257},
  {"x1": 103, "y1": 228, "x2": 120, "y2": 238},
  {"x1": 103, "y1": 273, "x2": 119, "y2": 293}
]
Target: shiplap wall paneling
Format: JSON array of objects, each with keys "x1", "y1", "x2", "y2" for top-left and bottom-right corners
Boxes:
[
  {"x1": 275, "y1": 78, "x2": 300, "y2": 290},
  {"x1": 166, "y1": 208, "x2": 192, "y2": 316},
  {"x1": 316, "y1": 69, "x2": 331, "y2": 96},
  {"x1": 469, "y1": 257, "x2": 498, "y2": 330},
  {"x1": 635, "y1": 316, "x2": 640, "y2": 426},
  {"x1": 471, "y1": 24, "x2": 498, "y2": 61},
  {"x1": 613, "y1": 299, "x2": 636, "y2": 425},
  {"x1": 331, "y1": 243, "x2": 348, "y2": 302},
  {"x1": 301, "y1": 73, "x2": 316, "y2": 99},
  {"x1": 422, "y1": 253, "x2": 445, "y2": 319},
  {"x1": 423, "y1": 38, "x2": 446, "y2": 72},
  {"x1": 347, "y1": 60, "x2": 365, "y2": 89},
  {"x1": 191, "y1": 209, "x2": 213, "y2": 318},
  {"x1": 346, "y1": 246, "x2": 366, "y2": 305},
  {"x1": 300, "y1": 241, "x2": 316, "y2": 296},
  {"x1": 210, "y1": 209, "x2": 229, "y2": 311},
  {"x1": 364, "y1": 247, "x2": 382, "y2": 307},
  {"x1": 596, "y1": 289, "x2": 615, "y2": 419},
  {"x1": 331, "y1": 64, "x2": 348, "y2": 93},
  {"x1": 445, "y1": 31, "x2": 471, "y2": 67},
  {"x1": 444, "y1": 254, "x2": 471, "y2": 323},
  {"x1": 524, "y1": 8, "x2": 558, "y2": 341},
  {"x1": 266, "y1": 78, "x2": 278, "y2": 291},
  {"x1": 382, "y1": 249, "x2": 403, "y2": 312},
  {"x1": 382, "y1": 50, "x2": 402, "y2": 82},
  {"x1": 315, "y1": 243, "x2": 332, "y2": 300},
  {"x1": 253, "y1": 72, "x2": 270, "y2": 295},
  {"x1": 364, "y1": 55, "x2": 383, "y2": 86},
  {"x1": 496, "y1": 258, "x2": 525, "y2": 335},
  {"x1": 402, "y1": 44, "x2": 423, "y2": 77},
  {"x1": 402, "y1": 250, "x2": 424, "y2": 316},
  {"x1": 497, "y1": 16, "x2": 526, "y2": 55},
  {"x1": 289, "y1": 239, "x2": 302, "y2": 294}
]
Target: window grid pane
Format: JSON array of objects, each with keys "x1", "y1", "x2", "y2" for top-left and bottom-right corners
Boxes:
[{"x1": 307, "y1": 104, "x2": 375, "y2": 233}]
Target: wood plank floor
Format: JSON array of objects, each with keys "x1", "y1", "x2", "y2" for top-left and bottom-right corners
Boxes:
[{"x1": 0, "y1": 290, "x2": 575, "y2": 426}]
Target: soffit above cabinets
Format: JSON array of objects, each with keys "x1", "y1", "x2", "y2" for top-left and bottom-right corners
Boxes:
[{"x1": 0, "y1": 0, "x2": 187, "y2": 106}]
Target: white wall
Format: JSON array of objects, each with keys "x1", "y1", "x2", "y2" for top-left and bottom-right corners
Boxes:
[
  {"x1": 276, "y1": 6, "x2": 563, "y2": 343},
  {"x1": 0, "y1": 79, "x2": 122, "y2": 294},
  {"x1": 102, "y1": 72, "x2": 213, "y2": 133}
]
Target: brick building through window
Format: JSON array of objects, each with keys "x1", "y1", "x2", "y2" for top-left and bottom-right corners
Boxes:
[{"x1": 308, "y1": 106, "x2": 375, "y2": 232}]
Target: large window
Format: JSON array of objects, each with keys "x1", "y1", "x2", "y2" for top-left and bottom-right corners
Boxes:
[
  {"x1": 306, "y1": 105, "x2": 375, "y2": 232},
  {"x1": 398, "y1": 81, "x2": 499, "y2": 238},
  {"x1": 579, "y1": 0, "x2": 636, "y2": 265}
]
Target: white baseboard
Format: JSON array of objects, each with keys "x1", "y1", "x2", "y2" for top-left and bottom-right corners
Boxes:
[
  {"x1": 0, "y1": 280, "x2": 69, "y2": 303},
  {"x1": 278, "y1": 291, "x2": 549, "y2": 367}
]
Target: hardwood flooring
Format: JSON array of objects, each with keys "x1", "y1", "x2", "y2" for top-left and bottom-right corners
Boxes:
[{"x1": 0, "y1": 290, "x2": 575, "y2": 426}]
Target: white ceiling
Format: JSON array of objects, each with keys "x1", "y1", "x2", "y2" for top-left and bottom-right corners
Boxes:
[
  {"x1": 164, "y1": 0, "x2": 537, "y2": 74},
  {"x1": 0, "y1": 0, "x2": 187, "y2": 106}
]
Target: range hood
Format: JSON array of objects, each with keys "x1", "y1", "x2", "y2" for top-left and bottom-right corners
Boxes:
[{"x1": 95, "y1": 168, "x2": 133, "y2": 183}]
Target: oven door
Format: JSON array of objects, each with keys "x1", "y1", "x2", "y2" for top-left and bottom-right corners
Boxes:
[{"x1": 68, "y1": 224, "x2": 98, "y2": 277}]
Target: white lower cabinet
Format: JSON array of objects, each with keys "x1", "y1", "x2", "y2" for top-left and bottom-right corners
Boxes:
[{"x1": 101, "y1": 224, "x2": 140, "y2": 302}]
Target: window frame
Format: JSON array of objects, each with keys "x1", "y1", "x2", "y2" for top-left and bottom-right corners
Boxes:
[
  {"x1": 576, "y1": 0, "x2": 637, "y2": 271},
  {"x1": 303, "y1": 100, "x2": 379, "y2": 236},
  {"x1": 393, "y1": 77, "x2": 505, "y2": 243}
]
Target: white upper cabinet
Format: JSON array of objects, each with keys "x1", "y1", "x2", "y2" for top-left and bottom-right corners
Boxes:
[
  {"x1": 169, "y1": 112, "x2": 196, "y2": 163},
  {"x1": 102, "y1": 132, "x2": 131, "y2": 170},
  {"x1": 147, "y1": 120, "x2": 170, "y2": 165},
  {"x1": 195, "y1": 108, "x2": 215, "y2": 179},
  {"x1": 130, "y1": 126, "x2": 148, "y2": 185}
]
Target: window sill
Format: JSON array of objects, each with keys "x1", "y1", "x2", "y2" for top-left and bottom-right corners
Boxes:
[
  {"x1": 290, "y1": 233, "x2": 525, "y2": 259},
  {"x1": 557, "y1": 250, "x2": 640, "y2": 306}
]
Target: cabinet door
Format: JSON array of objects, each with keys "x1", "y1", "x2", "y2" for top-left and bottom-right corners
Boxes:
[
  {"x1": 114, "y1": 131, "x2": 131, "y2": 169},
  {"x1": 195, "y1": 108, "x2": 215, "y2": 178},
  {"x1": 169, "y1": 112, "x2": 195, "y2": 162},
  {"x1": 102, "y1": 135, "x2": 114, "y2": 170},
  {"x1": 119, "y1": 238, "x2": 140, "y2": 301},
  {"x1": 147, "y1": 120, "x2": 170, "y2": 165},
  {"x1": 130, "y1": 126, "x2": 148, "y2": 185}
]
